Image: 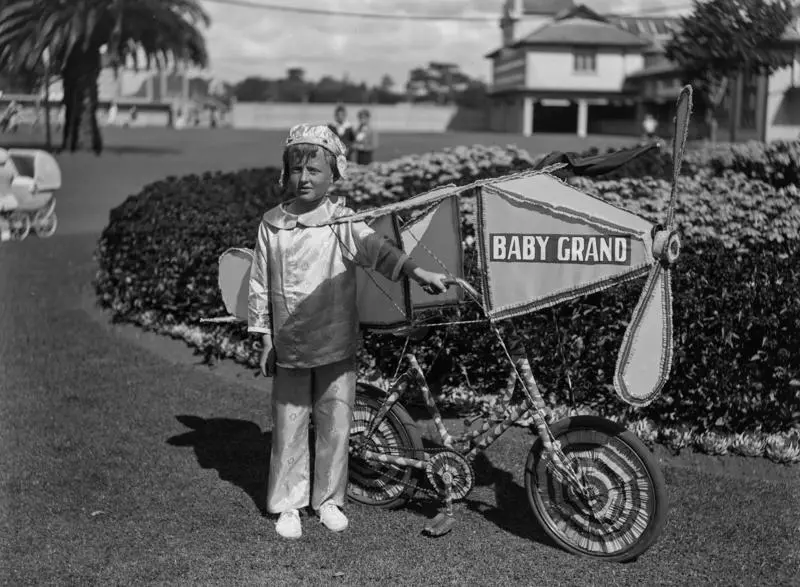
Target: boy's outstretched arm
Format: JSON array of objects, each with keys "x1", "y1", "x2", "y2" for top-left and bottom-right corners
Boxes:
[
  {"x1": 399, "y1": 257, "x2": 449, "y2": 294},
  {"x1": 346, "y1": 221, "x2": 449, "y2": 294}
]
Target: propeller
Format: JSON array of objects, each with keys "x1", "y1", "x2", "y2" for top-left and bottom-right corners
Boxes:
[{"x1": 613, "y1": 85, "x2": 693, "y2": 407}]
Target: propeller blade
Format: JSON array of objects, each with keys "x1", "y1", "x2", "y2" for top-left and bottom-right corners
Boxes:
[
  {"x1": 667, "y1": 85, "x2": 693, "y2": 228},
  {"x1": 613, "y1": 263, "x2": 674, "y2": 407}
]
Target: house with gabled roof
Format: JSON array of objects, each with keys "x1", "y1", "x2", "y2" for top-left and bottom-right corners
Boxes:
[
  {"x1": 486, "y1": 0, "x2": 800, "y2": 141},
  {"x1": 487, "y1": 2, "x2": 649, "y2": 137}
]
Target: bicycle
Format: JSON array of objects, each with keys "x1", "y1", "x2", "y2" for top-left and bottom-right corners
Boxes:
[{"x1": 346, "y1": 278, "x2": 668, "y2": 563}]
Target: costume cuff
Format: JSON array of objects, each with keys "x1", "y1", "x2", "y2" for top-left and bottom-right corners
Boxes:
[
  {"x1": 391, "y1": 253, "x2": 410, "y2": 281},
  {"x1": 248, "y1": 326, "x2": 272, "y2": 335}
]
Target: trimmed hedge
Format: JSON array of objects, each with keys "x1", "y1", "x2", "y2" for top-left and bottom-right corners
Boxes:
[
  {"x1": 565, "y1": 139, "x2": 800, "y2": 188},
  {"x1": 95, "y1": 143, "x2": 800, "y2": 443}
]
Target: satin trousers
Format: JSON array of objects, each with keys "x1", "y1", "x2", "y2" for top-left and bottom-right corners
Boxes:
[{"x1": 267, "y1": 356, "x2": 356, "y2": 514}]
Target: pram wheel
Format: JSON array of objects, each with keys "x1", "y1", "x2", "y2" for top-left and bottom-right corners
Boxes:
[
  {"x1": 34, "y1": 211, "x2": 57, "y2": 238},
  {"x1": 9, "y1": 213, "x2": 30, "y2": 240},
  {"x1": 525, "y1": 415, "x2": 668, "y2": 563},
  {"x1": 347, "y1": 382, "x2": 423, "y2": 509}
]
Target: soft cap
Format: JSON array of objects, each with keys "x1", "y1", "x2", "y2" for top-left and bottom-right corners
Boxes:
[{"x1": 283, "y1": 123, "x2": 348, "y2": 180}]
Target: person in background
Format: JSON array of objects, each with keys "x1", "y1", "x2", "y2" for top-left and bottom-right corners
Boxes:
[
  {"x1": 107, "y1": 101, "x2": 118, "y2": 126},
  {"x1": 327, "y1": 105, "x2": 356, "y2": 159},
  {"x1": 352, "y1": 109, "x2": 378, "y2": 166},
  {"x1": 642, "y1": 113, "x2": 658, "y2": 140}
]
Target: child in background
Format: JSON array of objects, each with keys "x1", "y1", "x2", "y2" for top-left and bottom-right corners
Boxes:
[
  {"x1": 327, "y1": 104, "x2": 356, "y2": 159},
  {"x1": 353, "y1": 109, "x2": 378, "y2": 166},
  {"x1": 248, "y1": 124, "x2": 449, "y2": 540}
]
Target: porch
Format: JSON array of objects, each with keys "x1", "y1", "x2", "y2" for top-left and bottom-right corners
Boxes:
[{"x1": 487, "y1": 89, "x2": 640, "y2": 137}]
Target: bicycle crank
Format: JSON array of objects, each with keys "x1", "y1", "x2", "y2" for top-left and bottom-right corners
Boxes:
[{"x1": 422, "y1": 451, "x2": 475, "y2": 537}]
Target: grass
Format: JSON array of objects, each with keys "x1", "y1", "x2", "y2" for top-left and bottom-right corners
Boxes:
[{"x1": 1, "y1": 126, "x2": 799, "y2": 586}]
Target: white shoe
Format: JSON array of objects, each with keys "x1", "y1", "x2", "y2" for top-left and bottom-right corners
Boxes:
[
  {"x1": 275, "y1": 509, "x2": 302, "y2": 540},
  {"x1": 318, "y1": 502, "x2": 348, "y2": 532}
]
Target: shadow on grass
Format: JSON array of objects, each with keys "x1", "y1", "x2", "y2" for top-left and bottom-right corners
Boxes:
[
  {"x1": 402, "y1": 437, "x2": 557, "y2": 549},
  {"x1": 168, "y1": 415, "x2": 555, "y2": 549},
  {"x1": 167, "y1": 415, "x2": 270, "y2": 516},
  {"x1": 466, "y1": 451, "x2": 557, "y2": 548}
]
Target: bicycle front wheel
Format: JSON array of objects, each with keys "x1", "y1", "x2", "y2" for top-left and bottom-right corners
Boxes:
[
  {"x1": 524, "y1": 415, "x2": 668, "y2": 563},
  {"x1": 347, "y1": 382, "x2": 423, "y2": 510}
]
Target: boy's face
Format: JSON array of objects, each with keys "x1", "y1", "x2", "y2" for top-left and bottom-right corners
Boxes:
[
  {"x1": 288, "y1": 148, "x2": 334, "y2": 206},
  {"x1": 335, "y1": 109, "x2": 346, "y2": 123}
]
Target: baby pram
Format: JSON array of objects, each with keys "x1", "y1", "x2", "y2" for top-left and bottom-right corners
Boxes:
[{"x1": 0, "y1": 148, "x2": 61, "y2": 242}]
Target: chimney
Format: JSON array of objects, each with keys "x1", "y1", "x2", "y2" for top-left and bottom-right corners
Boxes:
[{"x1": 501, "y1": 0, "x2": 522, "y2": 46}]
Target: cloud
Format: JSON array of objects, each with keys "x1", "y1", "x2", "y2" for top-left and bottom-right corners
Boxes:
[{"x1": 198, "y1": 0, "x2": 686, "y2": 85}]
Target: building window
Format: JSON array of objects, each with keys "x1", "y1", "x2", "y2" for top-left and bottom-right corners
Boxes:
[{"x1": 573, "y1": 50, "x2": 597, "y2": 73}]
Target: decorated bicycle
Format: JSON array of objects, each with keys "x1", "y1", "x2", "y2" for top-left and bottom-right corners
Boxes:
[{"x1": 208, "y1": 87, "x2": 693, "y2": 562}]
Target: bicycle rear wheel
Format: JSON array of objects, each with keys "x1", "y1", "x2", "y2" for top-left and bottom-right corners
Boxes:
[
  {"x1": 525, "y1": 415, "x2": 668, "y2": 563},
  {"x1": 347, "y1": 382, "x2": 423, "y2": 509}
]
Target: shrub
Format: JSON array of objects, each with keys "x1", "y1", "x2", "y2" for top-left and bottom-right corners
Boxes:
[
  {"x1": 689, "y1": 140, "x2": 800, "y2": 189},
  {"x1": 95, "y1": 144, "x2": 800, "y2": 437}
]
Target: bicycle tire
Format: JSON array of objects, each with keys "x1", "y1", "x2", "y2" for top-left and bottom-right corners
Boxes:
[
  {"x1": 524, "y1": 415, "x2": 668, "y2": 562},
  {"x1": 347, "y1": 381, "x2": 424, "y2": 510}
]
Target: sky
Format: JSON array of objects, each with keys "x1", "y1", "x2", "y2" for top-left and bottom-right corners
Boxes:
[{"x1": 197, "y1": 0, "x2": 692, "y2": 87}]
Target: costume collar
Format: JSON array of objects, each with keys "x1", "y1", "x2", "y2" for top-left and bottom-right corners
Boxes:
[{"x1": 263, "y1": 196, "x2": 344, "y2": 229}]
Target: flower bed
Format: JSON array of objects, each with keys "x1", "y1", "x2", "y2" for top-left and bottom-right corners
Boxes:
[{"x1": 95, "y1": 143, "x2": 800, "y2": 463}]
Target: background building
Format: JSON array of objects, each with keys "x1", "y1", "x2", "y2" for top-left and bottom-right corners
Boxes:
[{"x1": 486, "y1": 0, "x2": 800, "y2": 141}]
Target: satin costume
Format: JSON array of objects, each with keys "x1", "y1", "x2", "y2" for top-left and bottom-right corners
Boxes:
[{"x1": 248, "y1": 195, "x2": 409, "y2": 514}]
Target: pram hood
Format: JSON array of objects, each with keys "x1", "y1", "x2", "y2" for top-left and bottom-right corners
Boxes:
[{"x1": 2, "y1": 148, "x2": 62, "y2": 192}]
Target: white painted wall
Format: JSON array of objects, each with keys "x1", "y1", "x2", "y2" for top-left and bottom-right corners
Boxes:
[
  {"x1": 764, "y1": 59, "x2": 800, "y2": 142},
  {"x1": 231, "y1": 102, "x2": 488, "y2": 132},
  {"x1": 525, "y1": 48, "x2": 644, "y2": 91}
]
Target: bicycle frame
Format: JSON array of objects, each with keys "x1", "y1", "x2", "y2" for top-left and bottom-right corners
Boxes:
[{"x1": 353, "y1": 343, "x2": 557, "y2": 472}]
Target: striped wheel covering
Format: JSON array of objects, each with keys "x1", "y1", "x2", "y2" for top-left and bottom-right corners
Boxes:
[
  {"x1": 533, "y1": 429, "x2": 654, "y2": 555},
  {"x1": 347, "y1": 396, "x2": 410, "y2": 504}
]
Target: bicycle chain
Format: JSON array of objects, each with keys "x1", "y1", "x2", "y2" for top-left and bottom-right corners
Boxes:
[{"x1": 351, "y1": 441, "x2": 472, "y2": 501}]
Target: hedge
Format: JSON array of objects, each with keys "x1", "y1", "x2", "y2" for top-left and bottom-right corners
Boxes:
[
  {"x1": 565, "y1": 139, "x2": 800, "y2": 188},
  {"x1": 95, "y1": 142, "x2": 800, "y2": 461}
]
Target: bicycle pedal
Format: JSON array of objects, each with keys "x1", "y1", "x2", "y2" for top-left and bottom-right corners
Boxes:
[{"x1": 422, "y1": 512, "x2": 456, "y2": 537}]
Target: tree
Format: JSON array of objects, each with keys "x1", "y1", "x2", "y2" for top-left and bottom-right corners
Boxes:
[
  {"x1": 405, "y1": 62, "x2": 482, "y2": 105},
  {"x1": 379, "y1": 74, "x2": 394, "y2": 93},
  {"x1": 664, "y1": 0, "x2": 795, "y2": 143},
  {"x1": 0, "y1": 0, "x2": 209, "y2": 154},
  {"x1": 234, "y1": 76, "x2": 272, "y2": 102}
]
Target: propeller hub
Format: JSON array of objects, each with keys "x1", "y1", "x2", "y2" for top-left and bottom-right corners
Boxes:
[{"x1": 652, "y1": 229, "x2": 680, "y2": 266}]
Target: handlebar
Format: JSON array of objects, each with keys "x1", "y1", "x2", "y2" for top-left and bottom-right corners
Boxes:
[{"x1": 443, "y1": 277, "x2": 480, "y2": 300}]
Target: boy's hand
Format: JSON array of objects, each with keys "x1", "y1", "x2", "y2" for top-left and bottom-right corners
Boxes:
[
  {"x1": 259, "y1": 336, "x2": 276, "y2": 377},
  {"x1": 413, "y1": 268, "x2": 449, "y2": 295}
]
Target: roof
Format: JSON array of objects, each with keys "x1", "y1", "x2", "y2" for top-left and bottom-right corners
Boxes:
[
  {"x1": 626, "y1": 62, "x2": 683, "y2": 79},
  {"x1": 514, "y1": 17, "x2": 649, "y2": 47},
  {"x1": 606, "y1": 16, "x2": 680, "y2": 39}
]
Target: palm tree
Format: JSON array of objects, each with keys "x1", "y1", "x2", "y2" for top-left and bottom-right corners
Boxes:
[{"x1": 0, "y1": 0, "x2": 210, "y2": 153}]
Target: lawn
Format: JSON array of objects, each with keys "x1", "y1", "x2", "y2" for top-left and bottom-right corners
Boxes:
[{"x1": 1, "y1": 126, "x2": 799, "y2": 586}]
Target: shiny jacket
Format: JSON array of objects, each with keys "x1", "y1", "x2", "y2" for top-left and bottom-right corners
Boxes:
[{"x1": 248, "y1": 196, "x2": 409, "y2": 369}]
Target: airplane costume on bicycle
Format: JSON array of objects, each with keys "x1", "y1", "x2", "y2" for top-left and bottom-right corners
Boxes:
[{"x1": 207, "y1": 87, "x2": 695, "y2": 561}]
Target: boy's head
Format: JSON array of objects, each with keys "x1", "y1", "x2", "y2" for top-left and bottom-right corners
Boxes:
[
  {"x1": 357, "y1": 109, "x2": 370, "y2": 124},
  {"x1": 280, "y1": 124, "x2": 347, "y2": 205},
  {"x1": 334, "y1": 105, "x2": 347, "y2": 123}
]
